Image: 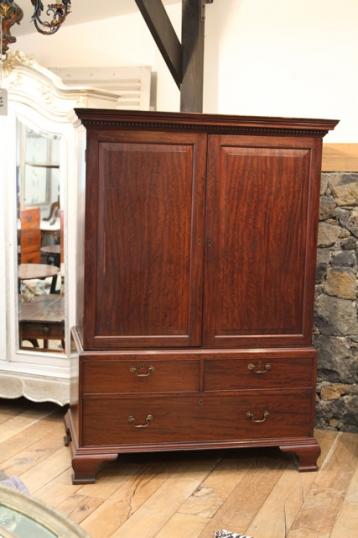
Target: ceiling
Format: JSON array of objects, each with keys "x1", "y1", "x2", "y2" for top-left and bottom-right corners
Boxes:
[{"x1": 16, "y1": 0, "x2": 180, "y2": 35}]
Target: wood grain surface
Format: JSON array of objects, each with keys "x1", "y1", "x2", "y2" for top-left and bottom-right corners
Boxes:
[{"x1": 71, "y1": 109, "x2": 336, "y2": 485}]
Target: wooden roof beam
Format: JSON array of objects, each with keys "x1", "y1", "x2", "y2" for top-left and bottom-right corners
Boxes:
[
  {"x1": 135, "y1": 0, "x2": 182, "y2": 88},
  {"x1": 135, "y1": 0, "x2": 214, "y2": 112}
]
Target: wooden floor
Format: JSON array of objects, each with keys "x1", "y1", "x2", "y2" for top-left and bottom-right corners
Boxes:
[{"x1": 1, "y1": 399, "x2": 358, "y2": 538}]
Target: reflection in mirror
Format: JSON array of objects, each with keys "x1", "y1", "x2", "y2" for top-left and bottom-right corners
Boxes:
[{"x1": 16, "y1": 121, "x2": 65, "y2": 354}]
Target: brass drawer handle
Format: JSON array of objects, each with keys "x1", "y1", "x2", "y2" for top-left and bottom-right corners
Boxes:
[
  {"x1": 247, "y1": 361, "x2": 271, "y2": 375},
  {"x1": 129, "y1": 365, "x2": 155, "y2": 377},
  {"x1": 246, "y1": 410, "x2": 270, "y2": 423},
  {"x1": 128, "y1": 414, "x2": 153, "y2": 428}
]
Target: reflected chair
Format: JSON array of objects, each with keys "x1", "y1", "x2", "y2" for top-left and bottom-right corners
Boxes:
[
  {"x1": 20, "y1": 207, "x2": 41, "y2": 264},
  {"x1": 43, "y1": 200, "x2": 60, "y2": 223}
]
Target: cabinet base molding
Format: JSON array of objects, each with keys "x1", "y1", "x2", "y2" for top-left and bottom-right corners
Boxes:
[
  {"x1": 64, "y1": 411, "x2": 118, "y2": 484},
  {"x1": 280, "y1": 439, "x2": 321, "y2": 471},
  {"x1": 65, "y1": 408, "x2": 320, "y2": 484}
]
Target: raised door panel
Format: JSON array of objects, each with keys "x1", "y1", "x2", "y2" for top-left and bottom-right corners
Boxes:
[
  {"x1": 204, "y1": 135, "x2": 322, "y2": 348},
  {"x1": 83, "y1": 130, "x2": 206, "y2": 349}
]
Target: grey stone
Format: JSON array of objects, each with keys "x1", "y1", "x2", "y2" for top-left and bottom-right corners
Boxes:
[
  {"x1": 316, "y1": 266, "x2": 326, "y2": 284},
  {"x1": 348, "y1": 209, "x2": 358, "y2": 238},
  {"x1": 316, "y1": 335, "x2": 358, "y2": 383},
  {"x1": 314, "y1": 294, "x2": 358, "y2": 336},
  {"x1": 317, "y1": 222, "x2": 341, "y2": 247},
  {"x1": 316, "y1": 395, "x2": 358, "y2": 432},
  {"x1": 329, "y1": 173, "x2": 358, "y2": 206},
  {"x1": 315, "y1": 249, "x2": 330, "y2": 283},
  {"x1": 331, "y1": 250, "x2": 357, "y2": 267},
  {"x1": 323, "y1": 267, "x2": 357, "y2": 299},
  {"x1": 339, "y1": 228, "x2": 351, "y2": 239},
  {"x1": 320, "y1": 173, "x2": 329, "y2": 195},
  {"x1": 341, "y1": 236, "x2": 357, "y2": 250},
  {"x1": 317, "y1": 248, "x2": 331, "y2": 264},
  {"x1": 336, "y1": 207, "x2": 358, "y2": 238},
  {"x1": 319, "y1": 195, "x2": 336, "y2": 220},
  {"x1": 335, "y1": 207, "x2": 350, "y2": 223}
]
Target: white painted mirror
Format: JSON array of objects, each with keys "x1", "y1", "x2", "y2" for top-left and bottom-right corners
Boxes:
[
  {"x1": 0, "y1": 51, "x2": 136, "y2": 404},
  {"x1": 16, "y1": 120, "x2": 66, "y2": 355}
]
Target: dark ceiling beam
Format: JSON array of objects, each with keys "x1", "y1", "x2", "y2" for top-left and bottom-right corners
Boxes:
[
  {"x1": 135, "y1": 0, "x2": 182, "y2": 88},
  {"x1": 180, "y1": 0, "x2": 205, "y2": 112},
  {"x1": 135, "y1": 0, "x2": 213, "y2": 112}
]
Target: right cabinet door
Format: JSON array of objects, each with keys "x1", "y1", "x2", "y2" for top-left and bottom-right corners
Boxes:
[{"x1": 203, "y1": 134, "x2": 322, "y2": 348}]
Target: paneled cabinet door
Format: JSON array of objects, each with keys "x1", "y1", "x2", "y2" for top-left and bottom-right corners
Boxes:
[
  {"x1": 83, "y1": 130, "x2": 207, "y2": 349},
  {"x1": 203, "y1": 134, "x2": 322, "y2": 348}
]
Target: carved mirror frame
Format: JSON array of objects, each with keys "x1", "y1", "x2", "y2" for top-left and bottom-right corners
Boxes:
[{"x1": 0, "y1": 52, "x2": 123, "y2": 404}]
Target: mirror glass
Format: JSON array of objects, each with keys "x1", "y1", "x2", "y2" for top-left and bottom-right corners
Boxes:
[{"x1": 16, "y1": 121, "x2": 65, "y2": 354}]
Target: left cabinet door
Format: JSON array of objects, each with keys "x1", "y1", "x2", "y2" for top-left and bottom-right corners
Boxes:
[{"x1": 83, "y1": 129, "x2": 207, "y2": 349}]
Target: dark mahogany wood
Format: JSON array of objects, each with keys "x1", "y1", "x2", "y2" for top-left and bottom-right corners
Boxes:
[
  {"x1": 74, "y1": 109, "x2": 338, "y2": 136},
  {"x1": 280, "y1": 439, "x2": 321, "y2": 471},
  {"x1": 82, "y1": 355, "x2": 201, "y2": 394},
  {"x1": 81, "y1": 390, "x2": 313, "y2": 447},
  {"x1": 64, "y1": 411, "x2": 117, "y2": 484},
  {"x1": 83, "y1": 130, "x2": 206, "y2": 350},
  {"x1": 204, "y1": 353, "x2": 316, "y2": 391},
  {"x1": 65, "y1": 110, "x2": 338, "y2": 483},
  {"x1": 203, "y1": 135, "x2": 322, "y2": 348}
]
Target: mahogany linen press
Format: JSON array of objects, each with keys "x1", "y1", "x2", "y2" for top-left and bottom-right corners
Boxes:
[{"x1": 65, "y1": 109, "x2": 337, "y2": 483}]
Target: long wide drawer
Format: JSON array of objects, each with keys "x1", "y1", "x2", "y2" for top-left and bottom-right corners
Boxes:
[
  {"x1": 81, "y1": 356, "x2": 200, "y2": 394},
  {"x1": 82, "y1": 389, "x2": 313, "y2": 446},
  {"x1": 204, "y1": 355, "x2": 315, "y2": 391}
]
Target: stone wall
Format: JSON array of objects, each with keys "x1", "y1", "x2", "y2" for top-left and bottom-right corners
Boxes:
[{"x1": 314, "y1": 172, "x2": 358, "y2": 432}]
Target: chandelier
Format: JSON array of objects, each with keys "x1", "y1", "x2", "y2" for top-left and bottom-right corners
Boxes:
[{"x1": 0, "y1": 0, "x2": 71, "y2": 55}]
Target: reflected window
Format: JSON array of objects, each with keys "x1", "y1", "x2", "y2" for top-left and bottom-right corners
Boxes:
[{"x1": 16, "y1": 122, "x2": 65, "y2": 353}]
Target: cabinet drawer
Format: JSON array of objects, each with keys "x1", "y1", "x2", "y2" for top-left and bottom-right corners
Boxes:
[
  {"x1": 81, "y1": 357, "x2": 200, "y2": 394},
  {"x1": 204, "y1": 356, "x2": 314, "y2": 391},
  {"x1": 82, "y1": 390, "x2": 313, "y2": 446},
  {"x1": 19, "y1": 321, "x2": 64, "y2": 340}
]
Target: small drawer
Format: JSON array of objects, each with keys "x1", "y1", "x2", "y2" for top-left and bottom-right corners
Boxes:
[
  {"x1": 82, "y1": 389, "x2": 313, "y2": 446},
  {"x1": 204, "y1": 355, "x2": 315, "y2": 391},
  {"x1": 19, "y1": 321, "x2": 64, "y2": 340},
  {"x1": 81, "y1": 356, "x2": 200, "y2": 394}
]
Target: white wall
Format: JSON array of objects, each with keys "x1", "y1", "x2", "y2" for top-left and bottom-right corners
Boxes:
[
  {"x1": 17, "y1": 0, "x2": 358, "y2": 141},
  {"x1": 204, "y1": 0, "x2": 358, "y2": 142},
  {"x1": 16, "y1": 5, "x2": 182, "y2": 113}
]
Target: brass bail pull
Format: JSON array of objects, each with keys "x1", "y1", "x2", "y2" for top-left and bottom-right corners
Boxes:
[
  {"x1": 128, "y1": 414, "x2": 153, "y2": 428},
  {"x1": 247, "y1": 361, "x2": 272, "y2": 375},
  {"x1": 129, "y1": 365, "x2": 155, "y2": 377},
  {"x1": 246, "y1": 410, "x2": 270, "y2": 423}
]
